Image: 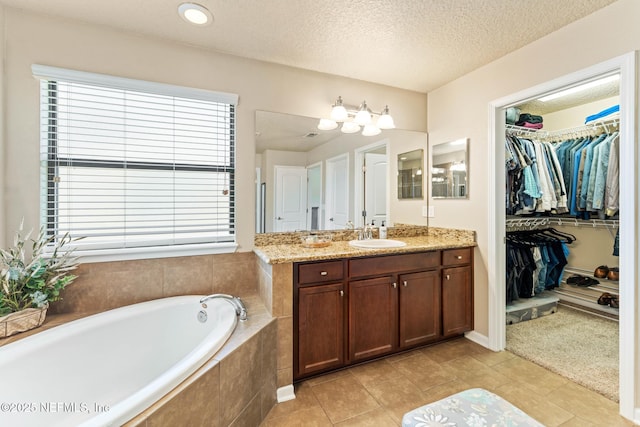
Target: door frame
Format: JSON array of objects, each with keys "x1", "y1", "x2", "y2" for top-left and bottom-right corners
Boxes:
[
  {"x1": 306, "y1": 161, "x2": 323, "y2": 230},
  {"x1": 488, "y1": 52, "x2": 637, "y2": 421},
  {"x1": 354, "y1": 139, "x2": 390, "y2": 228}
]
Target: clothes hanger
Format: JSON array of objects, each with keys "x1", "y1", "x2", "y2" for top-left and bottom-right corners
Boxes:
[{"x1": 540, "y1": 227, "x2": 576, "y2": 243}]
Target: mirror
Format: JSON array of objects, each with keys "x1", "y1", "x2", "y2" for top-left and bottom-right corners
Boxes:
[
  {"x1": 397, "y1": 149, "x2": 424, "y2": 199},
  {"x1": 431, "y1": 138, "x2": 469, "y2": 199},
  {"x1": 255, "y1": 110, "x2": 427, "y2": 233}
]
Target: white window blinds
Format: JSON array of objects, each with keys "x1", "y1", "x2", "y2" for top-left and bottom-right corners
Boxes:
[{"x1": 35, "y1": 65, "x2": 238, "y2": 253}]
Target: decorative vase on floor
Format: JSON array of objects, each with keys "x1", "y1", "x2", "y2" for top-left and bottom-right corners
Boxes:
[{"x1": 0, "y1": 304, "x2": 48, "y2": 338}]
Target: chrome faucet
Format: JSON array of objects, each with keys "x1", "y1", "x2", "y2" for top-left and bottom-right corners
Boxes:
[
  {"x1": 357, "y1": 224, "x2": 373, "y2": 240},
  {"x1": 200, "y1": 294, "x2": 248, "y2": 321}
]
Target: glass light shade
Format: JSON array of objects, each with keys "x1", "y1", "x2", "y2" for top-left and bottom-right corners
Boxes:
[
  {"x1": 362, "y1": 124, "x2": 381, "y2": 136},
  {"x1": 354, "y1": 101, "x2": 371, "y2": 125},
  {"x1": 341, "y1": 121, "x2": 360, "y2": 134},
  {"x1": 317, "y1": 118, "x2": 338, "y2": 130},
  {"x1": 331, "y1": 105, "x2": 348, "y2": 121},
  {"x1": 354, "y1": 110, "x2": 372, "y2": 126},
  {"x1": 178, "y1": 3, "x2": 213, "y2": 25},
  {"x1": 377, "y1": 113, "x2": 395, "y2": 129}
]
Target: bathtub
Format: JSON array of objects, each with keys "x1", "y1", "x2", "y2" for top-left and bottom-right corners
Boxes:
[{"x1": 0, "y1": 295, "x2": 238, "y2": 427}]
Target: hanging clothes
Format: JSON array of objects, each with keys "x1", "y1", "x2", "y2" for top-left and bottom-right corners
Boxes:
[
  {"x1": 505, "y1": 228, "x2": 574, "y2": 304},
  {"x1": 506, "y1": 128, "x2": 619, "y2": 220},
  {"x1": 505, "y1": 134, "x2": 566, "y2": 215},
  {"x1": 551, "y1": 131, "x2": 619, "y2": 219}
]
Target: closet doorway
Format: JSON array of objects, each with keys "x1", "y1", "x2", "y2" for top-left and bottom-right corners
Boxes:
[{"x1": 487, "y1": 52, "x2": 637, "y2": 421}]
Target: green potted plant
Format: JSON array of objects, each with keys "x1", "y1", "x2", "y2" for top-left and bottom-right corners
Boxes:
[{"x1": 0, "y1": 223, "x2": 79, "y2": 337}]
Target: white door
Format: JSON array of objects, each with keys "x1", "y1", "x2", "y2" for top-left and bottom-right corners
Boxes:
[
  {"x1": 325, "y1": 154, "x2": 349, "y2": 230},
  {"x1": 274, "y1": 166, "x2": 307, "y2": 232},
  {"x1": 365, "y1": 153, "x2": 387, "y2": 226}
]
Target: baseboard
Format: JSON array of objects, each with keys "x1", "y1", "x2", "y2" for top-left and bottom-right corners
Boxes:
[
  {"x1": 464, "y1": 330, "x2": 490, "y2": 349},
  {"x1": 276, "y1": 384, "x2": 296, "y2": 403}
]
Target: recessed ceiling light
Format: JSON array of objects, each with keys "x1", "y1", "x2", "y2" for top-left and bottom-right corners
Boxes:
[{"x1": 178, "y1": 3, "x2": 213, "y2": 26}]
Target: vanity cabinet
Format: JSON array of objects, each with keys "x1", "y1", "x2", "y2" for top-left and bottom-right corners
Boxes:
[
  {"x1": 348, "y1": 276, "x2": 397, "y2": 362},
  {"x1": 398, "y1": 269, "x2": 441, "y2": 348},
  {"x1": 293, "y1": 247, "x2": 473, "y2": 381},
  {"x1": 295, "y1": 261, "x2": 346, "y2": 377},
  {"x1": 441, "y1": 248, "x2": 473, "y2": 336}
]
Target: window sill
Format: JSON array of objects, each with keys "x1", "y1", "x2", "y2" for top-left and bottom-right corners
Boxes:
[{"x1": 72, "y1": 242, "x2": 239, "y2": 264}]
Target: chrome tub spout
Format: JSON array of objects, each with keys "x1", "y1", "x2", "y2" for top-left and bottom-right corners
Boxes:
[{"x1": 200, "y1": 294, "x2": 248, "y2": 321}]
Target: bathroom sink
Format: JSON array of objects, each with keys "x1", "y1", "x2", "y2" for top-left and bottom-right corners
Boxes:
[{"x1": 348, "y1": 239, "x2": 407, "y2": 249}]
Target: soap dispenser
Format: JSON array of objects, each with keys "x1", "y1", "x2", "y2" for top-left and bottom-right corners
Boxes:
[{"x1": 379, "y1": 221, "x2": 387, "y2": 239}]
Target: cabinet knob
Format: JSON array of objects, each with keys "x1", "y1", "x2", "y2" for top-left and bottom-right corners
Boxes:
[
  {"x1": 320, "y1": 271, "x2": 328, "y2": 276},
  {"x1": 446, "y1": 274, "x2": 450, "y2": 280},
  {"x1": 392, "y1": 282, "x2": 397, "y2": 289},
  {"x1": 340, "y1": 290, "x2": 344, "y2": 297},
  {"x1": 456, "y1": 255, "x2": 463, "y2": 259},
  {"x1": 403, "y1": 280, "x2": 408, "y2": 287}
]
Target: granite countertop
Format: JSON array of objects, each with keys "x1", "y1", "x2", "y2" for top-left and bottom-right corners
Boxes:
[{"x1": 253, "y1": 227, "x2": 476, "y2": 264}]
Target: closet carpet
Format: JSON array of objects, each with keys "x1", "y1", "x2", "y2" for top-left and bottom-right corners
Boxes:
[{"x1": 506, "y1": 305, "x2": 618, "y2": 402}]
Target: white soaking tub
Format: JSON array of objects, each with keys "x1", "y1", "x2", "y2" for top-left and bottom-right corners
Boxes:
[{"x1": 0, "y1": 295, "x2": 238, "y2": 427}]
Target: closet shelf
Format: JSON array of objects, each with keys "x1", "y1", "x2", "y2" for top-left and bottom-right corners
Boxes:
[
  {"x1": 563, "y1": 266, "x2": 619, "y2": 288},
  {"x1": 505, "y1": 217, "x2": 619, "y2": 230},
  {"x1": 505, "y1": 117, "x2": 620, "y2": 139},
  {"x1": 546, "y1": 266, "x2": 619, "y2": 320}
]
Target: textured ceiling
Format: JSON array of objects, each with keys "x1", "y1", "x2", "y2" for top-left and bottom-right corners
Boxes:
[{"x1": 0, "y1": 0, "x2": 617, "y2": 93}]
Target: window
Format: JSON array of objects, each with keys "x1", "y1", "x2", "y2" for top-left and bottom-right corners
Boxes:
[{"x1": 34, "y1": 65, "x2": 238, "y2": 260}]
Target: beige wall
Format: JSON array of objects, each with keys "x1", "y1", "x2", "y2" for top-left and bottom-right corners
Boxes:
[
  {"x1": 0, "y1": 7, "x2": 427, "y2": 250},
  {"x1": 427, "y1": 0, "x2": 638, "y2": 337},
  {"x1": 543, "y1": 95, "x2": 619, "y2": 131}
]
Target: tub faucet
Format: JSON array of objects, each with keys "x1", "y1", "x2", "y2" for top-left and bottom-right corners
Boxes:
[{"x1": 200, "y1": 294, "x2": 248, "y2": 321}]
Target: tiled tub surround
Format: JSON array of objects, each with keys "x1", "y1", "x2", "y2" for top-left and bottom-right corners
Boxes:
[
  {"x1": 126, "y1": 296, "x2": 277, "y2": 427},
  {"x1": 0, "y1": 295, "x2": 276, "y2": 427},
  {"x1": 47, "y1": 252, "x2": 260, "y2": 316},
  {"x1": 254, "y1": 226, "x2": 477, "y2": 399},
  {"x1": 0, "y1": 252, "x2": 277, "y2": 427},
  {"x1": 0, "y1": 296, "x2": 238, "y2": 426}
]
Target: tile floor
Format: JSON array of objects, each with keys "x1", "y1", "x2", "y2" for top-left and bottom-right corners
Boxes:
[{"x1": 261, "y1": 338, "x2": 634, "y2": 426}]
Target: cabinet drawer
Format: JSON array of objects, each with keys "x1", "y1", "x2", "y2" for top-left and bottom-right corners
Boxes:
[
  {"x1": 297, "y1": 261, "x2": 344, "y2": 285},
  {"x1": 442, "y1": 248, "x2": 472, "y2": 266},
  {"x1": 349, "y1": 252, "x2": 439, "y2": 278}
]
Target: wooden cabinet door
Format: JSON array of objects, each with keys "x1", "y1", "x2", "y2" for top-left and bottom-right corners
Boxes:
[
  {"x1": 348, "y1": 276, "x2": 397, "y2": 362},
  {"x1": 442, "y1": 266, "x2": 473, "y2": 336},
  {"x1": 398, "y1": 270, "x2": 441, "y2": 348},
  {"x1": 297, "y1": 283, "x2": 345, "y2": 377}
]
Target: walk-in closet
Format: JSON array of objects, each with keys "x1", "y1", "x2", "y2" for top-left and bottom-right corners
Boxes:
[{"x1": 503, "y1": 75, "x2": 620, "y2": 402}]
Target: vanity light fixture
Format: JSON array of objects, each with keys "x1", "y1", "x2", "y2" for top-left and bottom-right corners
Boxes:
[
  {"x1": 318, "y1": 96, "x2": 395, "y2": 136},
  {"x1": 317, "y1": 118, "x2": 338, "y2": 131},
  {"x1": 354, "y1": 101, "x2": 372, "y2": 126},
  {"x1": 362, "y1": 124, "x2": 382, "y2": 136},
  {"x1": 377, "y1": 105, "x2": 396, "y2": 130},
  {"x1": 178, "y1": 2, "x2": 213, "y2": 26},
  {"x1": 330, "y1": 96, "x2": 349, "y2": 121},
  {"x1": 341, "y1": 121, "x2": 361, "y2": 134}
]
